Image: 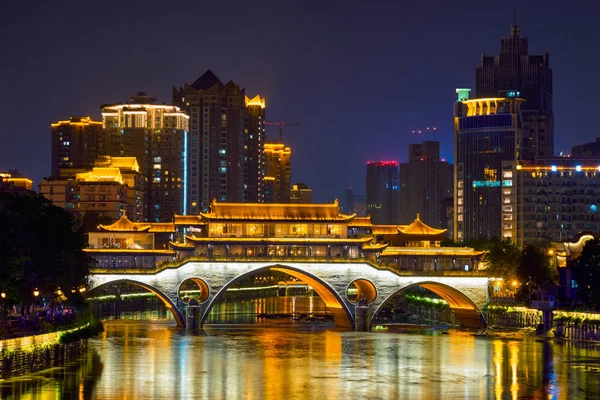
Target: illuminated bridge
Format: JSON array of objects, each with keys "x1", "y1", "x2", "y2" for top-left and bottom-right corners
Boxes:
[{"x1": 86, "y1": 201, "x2": 489, "y2": 329}]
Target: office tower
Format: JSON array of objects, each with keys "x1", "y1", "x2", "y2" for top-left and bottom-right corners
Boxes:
[
  {"x1": 51, "y1": 116, "x2": 102, "y2": 176},
  {"x1": 341, "y1": 187, "x2": 355, "y2": 214},
  {"x1": 173, "y1": 70, "x2": 266, "y2": 213},
  {"x1": 572, "y1": 137, "x2": 600, "y2": 157},
  {"x1": 476, "y1": 24, "x2": 553, "y2": 160},
  {"x1": 366, "y1": 161, "x2": 399, "y2": 225},
  {"x1": 245, "y1": 95, "x2": 266, "y2": 202},
  {"x1": 263, "y1": 143, "x2": 291, "y2": 203},
  {"x1": 399, "y1": 141, "x2": 453, "y2": 227},
  {"x1": 453, "y1": 90, "x2": 524, "y2": 242},
  {"x1": 517, "y1": 158, "x2": 600, "y2": 246},
  {"x1": 290, "y1": 183, "x2": 312, "y2": 203},
  {"x1": 101, "y1": 93, "x2": 189, "y2": 221},
  {"x1": 94, "y1": 156, "x2": 145, "y2": 221}
]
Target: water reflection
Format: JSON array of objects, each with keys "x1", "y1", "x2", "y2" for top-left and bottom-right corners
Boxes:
[{"x1": 2, "y1": 322, "x2": 600, "y2": 399}]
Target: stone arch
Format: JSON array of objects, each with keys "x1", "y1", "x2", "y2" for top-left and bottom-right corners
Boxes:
[
  {"x1": 372, "y1": 281, "x2": 486, "y2": 329},
  {"x1": 200, "y1": 264, "x2": 355, "y2": 328},
  {"x1": 178, "y1": 277, "x2": 210, "y2": 303},
  {"x1": 88, "y1": 279, "x2": 185, "y2": 328},
  {"x1": 346, "y1": 278, "x2": 377, "y2": 304}
]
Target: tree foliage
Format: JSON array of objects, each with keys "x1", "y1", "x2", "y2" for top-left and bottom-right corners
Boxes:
[
  {"x1": 514, "y1": 243, "x2": 557, "y2": 303},
  {"x1": 0, "y1": 192, "x2": 91, "y2": 306},
  {"x1": 469, "y1": 238, "x2": 521, "y2": 280},
  {"x1": 570, "y1": 238, "x2": 600, "y2": 310}
]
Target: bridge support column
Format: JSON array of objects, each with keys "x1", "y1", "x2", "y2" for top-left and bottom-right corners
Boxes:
[
  {"x1": 186, "y1": 304, "x2": 202, "y2": 333},
  {"x1": 354, "y1": 305, "x2": 370, "y2": 331}
]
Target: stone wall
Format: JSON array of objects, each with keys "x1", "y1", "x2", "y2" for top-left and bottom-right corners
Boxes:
[{"x1": 0, "y1": 331, "x2": 88, "y2": 379}]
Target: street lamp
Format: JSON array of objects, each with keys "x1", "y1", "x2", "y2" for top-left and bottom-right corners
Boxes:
[{"x1": 33, "y1": 288, "x2": 39, "y2": 298}]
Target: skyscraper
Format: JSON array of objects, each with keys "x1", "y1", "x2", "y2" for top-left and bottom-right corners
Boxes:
[
  {"x1": 476, "y1": 24, "x2": 553, "y2": 160},
  {"x1": 263, "y1": 143, "x2": 291, "y2": 203},
  {"x1": 173, "y1": 70, "x2": 266, "y2": 213},
  {"x1": 399, "y1": 141, "x2": 453, "y2": 227},
  {"x1": 101, "y1": 93, "x2": 189, "y2": 221},
  {"x1": 51, "y1": 116, "x2": 102, "y2": 176},
  {"x1": 453, "y1": 90, "x2": 524, "y2": 242},
  {"x1": 366, "y1": 161, "x2": 399, "y2": 225}
]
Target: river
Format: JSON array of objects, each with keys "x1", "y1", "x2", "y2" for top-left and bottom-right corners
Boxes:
[{"x1": 2, "y1": 297, "x2": 600, "y2": 399}]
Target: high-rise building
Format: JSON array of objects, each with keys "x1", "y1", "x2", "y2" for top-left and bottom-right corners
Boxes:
[
  {"x1": 516, "y1": 158, "x2": 600, "y2": 246},
  {"x1": 264, "y1": 143, "x2": 291, "y2": 203},
  {"x1": 454, "y1": 91, "x2": 524, "y2": 242},
  {"x1": 399, "y1": 141, "x2": 453, "y2": 228},
  {"x1": 476, "y1": 24, "x2": 553, "y2": 160},
  {"x1": 572, "y1": 137, "x2": 600, "y2": 157},
  {"x1": 290, "y1": 183, "x2": 312, "y2": 203},
  {"x1": 366, "y1": 161, "x2": 399, "y2": 225},
  {"x1": 101, "y1": 93, "x2": 189, "y2": 221},
  {"x1": 173, "y1": 70, "x2": 266, "y2": 212},
  {"x1": 94, "y1": 156, "x2": 145, "y2": 221},
  {"x1": 51, "y1": 116, "x2": 102, "y2": 176}
]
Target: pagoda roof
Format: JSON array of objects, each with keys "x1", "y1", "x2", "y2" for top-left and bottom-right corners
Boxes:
[
  {"x1": 361, "y1": 242, "x2": 389, "y2": 251},
  {"x1": 372, "y1": 225, "x2": 403, "y2": 235},
  {"x1": 398, "y1": 214, "x2": 447, "y2": 236},
  {"x1": 348, "y1": 216, "x2": 373, "y2": 228},
  {"x1": 148, "y1": 223, "x2": 176, "y2": 233},
  {"x1": 98, "y1": 215, "x2": 151, "y2": 232},
  {"x1": 199, "y1": 200, "x2": 355, "y2": 222},
  {"x1": 174, "y1": 215, "x2": 205, "y2": 226}
]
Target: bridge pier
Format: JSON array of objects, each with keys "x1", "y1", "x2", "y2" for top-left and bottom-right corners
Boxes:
[
  {"x1": 354, "y1": 305, "x2": 371, "y2": 331},
  {"x1": 186, "y1": 303, "x2": 202, "y2": 333}
]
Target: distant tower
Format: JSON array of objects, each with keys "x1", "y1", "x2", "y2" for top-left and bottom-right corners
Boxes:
[
  {"x1": 51, "y1": 116, "x2": 102, "y2": 176},
  {"x1": 263, "y1": 143, "x2": 291, "y2": 203},
  {"x1": 366, "y1": 161, "x2": 399, "y2": 225},
  {"x1": 475, "y1": 24, "x2": 553, "y2": 159}
]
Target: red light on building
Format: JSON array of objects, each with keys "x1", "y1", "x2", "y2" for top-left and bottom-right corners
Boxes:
[{"x1": 367, "y1": 160, "x2": 398, "y2": 167}]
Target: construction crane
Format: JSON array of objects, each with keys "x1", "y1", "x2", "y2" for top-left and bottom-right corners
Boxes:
[{"x1": 264, "y1": 121, "x2": 300, "y2": 143}]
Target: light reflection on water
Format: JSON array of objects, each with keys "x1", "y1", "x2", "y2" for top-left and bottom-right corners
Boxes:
[{"x1": 1, "y1": 321, "x2": 600, "y2": 399}]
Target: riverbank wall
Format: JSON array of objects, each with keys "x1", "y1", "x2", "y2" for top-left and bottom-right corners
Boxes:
[{"x1": 0, "y1": 329, "x2": 88, "y2": 379}]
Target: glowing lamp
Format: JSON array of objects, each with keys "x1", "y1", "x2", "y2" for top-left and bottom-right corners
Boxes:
[
  {"x1": 576, "y1": 165, "x2": 582, "y2": 172},
  {"x1": 33, "y1": 289, "x2": 39, "y2": 297},
  {"x1": 1, "y1": 292, "x2": 5, "y2": 299},
  {"x1": 512, "y1": 281, "x2": 518, "y2": 287},
  {"x1": 551, "y1": 166, "x2": 557, "y2": 172}
]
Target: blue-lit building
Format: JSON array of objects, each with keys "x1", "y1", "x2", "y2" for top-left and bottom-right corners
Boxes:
[
  {"x1": 453, "y1": 89, "x2": 525, "y2": 242},
  {"x1": 366, "y1": 161, "x2": 400, "y2": 225}
]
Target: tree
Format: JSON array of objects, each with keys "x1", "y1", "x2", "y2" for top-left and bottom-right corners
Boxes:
[
  {"x1": 570, "y1": 238, "x2": 600, "y2": 310},
  {"x1": 469, "y1": 238, "x2": 520, "y2": 280},
  {"x1": 0, "y1": 192, "x2": 92, "y2": 309},
  {"x1": 515, "y1": 244, "x2": 557, "y2": 303}
]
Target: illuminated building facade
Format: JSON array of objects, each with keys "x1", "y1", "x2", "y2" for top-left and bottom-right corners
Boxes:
[
  {"x1": 94, "y1": 156, "x2": 145, "y2": 221},
  {"x1": 476, "y1": 25, "x2": 553, "y2": 160},
  {"x1": 173, "y1": 70, "x2": 266, "y2": 212},
  {"x1": 516, "y1": 159, "x2": 600, "y2": 246},
  {"x1": 101, "y1": 93, "x2": 189, "y2": 221},
  {"x1": 264, "y1": 143, "x2": 291, "y2": 203},
  {"x1": 366, "y1": 161, "x2": 399, "y2": 225},
  {"x1": 51, "y1": 116, "x2": 102, "y2": 176},
  {"x1": 399, "y1": 141, "x2": 453, "y2": 228},
  {"x1": 0, "y1": 170, "x2": 33, "y2": 193},
  {"x1": 88, "y1": 200, "x2": 485, "y2": 274},
  {"x1": 453, "y1": 90, "x2": 524, "y2": 242},
  {"x1": 290, "y1": 182, "x2": 312, "y2": 203}
]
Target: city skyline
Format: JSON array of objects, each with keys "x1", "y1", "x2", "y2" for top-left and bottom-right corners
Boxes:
[{"x1": 1, "y1": 1, "x2": 599, "y2": 202}]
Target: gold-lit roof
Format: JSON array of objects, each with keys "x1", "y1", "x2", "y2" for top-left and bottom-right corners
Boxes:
[
  {"x1": 200, "y1": 200, "x2": 354, "y2": 222},
  {"x1": 398, "y1": 214, "x2": 447, "y2": 236},
  {"x1": 95, "y1": 156, "x2": 140, "y2": 173},
  {"x1": 148, "y1": 223, "x2": 176, "y2": 233},
  {"x1": 76, "y1": 167, "x2": 123, "y2": 184},
  {"x1": 245, "y1": 94, "x2": 266, "y2": 109},
  {"x1": 264, "y1": 143, "x2": 291, "y2": 155},
  {"x1": 99, "y1": 215, "x2": 150, "y2": 232},
  {"x1": 51, "y1": 116, "x2": 102, "y2": 127},
  {"x1": 361, "y1": 242, "x2": 389, "y2": 251},
  {"x1": 348, "y1": 216, "x2": 373, "y2": 228},
  {"x1": 174, "y1": 215, "x2": 205, "y2": 226},
  {"x1": 372, "y1": 225, "x2": 402, "y2": 235}
]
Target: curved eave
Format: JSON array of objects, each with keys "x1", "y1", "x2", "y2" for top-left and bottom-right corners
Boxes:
[
  {"x1": 184, "y1": 236, "x2": 372, "y2": 244},
  {"x1": 169, "y1": 241, "x2": 195, "y2": 249},
  {"x1": 361, "y1": 243, "x2": 389, "y2": 251}
]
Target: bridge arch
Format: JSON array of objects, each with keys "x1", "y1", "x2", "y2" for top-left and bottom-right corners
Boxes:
[
  {"x1": 178, "y1": 277, "x2": 210, "y2": 303},
  {"x1": 372, "y1": 281, "x2": 486, "y2": 329},
  {"x1": 200, "y1": 264, "x2": 355, "y2": 329},
  {"x1": 88, "y1": 279, "x2": 185, "y2": 328}
]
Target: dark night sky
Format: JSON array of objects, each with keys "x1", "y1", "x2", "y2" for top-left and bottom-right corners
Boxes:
[{"x1": 1, "y1": 1, "x2": 599, "y2": 202}]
